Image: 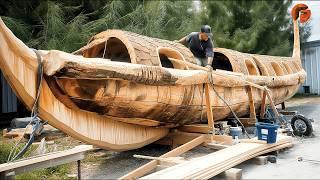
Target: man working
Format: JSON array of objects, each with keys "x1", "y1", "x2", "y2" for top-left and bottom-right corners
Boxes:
[{"x1": 177, "y1": 25, "x2": 214, "y2": 70}]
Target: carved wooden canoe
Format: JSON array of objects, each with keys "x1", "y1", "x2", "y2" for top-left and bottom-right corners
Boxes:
[{"x1": 0, "y1": 4, "x2": 310, "y2": 151}]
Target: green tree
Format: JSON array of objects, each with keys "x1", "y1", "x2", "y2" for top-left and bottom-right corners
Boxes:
[
  {"x1": 201, "y1": 0, "x2": 311, "y2": 56},
  {"x1": 1, "y1": 0, "x2": 198, "y2": 52},
  {"x1": 1, "y1": 0, "x2": 93, "y2": 52},
  {"x1": 86, "y1": 0, "x2": 198, "y2": 40}
]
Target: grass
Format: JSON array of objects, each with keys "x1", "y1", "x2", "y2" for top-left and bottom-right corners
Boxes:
[
  {"x1": 16, "y1": 163, "x2": 75, "y2": 180},
  {"x1": 0, "y1": 129, "x2": 77, "y2": 179},
  {"x1": 0, "y1": 133, "x2": 13, "y2": 163}
]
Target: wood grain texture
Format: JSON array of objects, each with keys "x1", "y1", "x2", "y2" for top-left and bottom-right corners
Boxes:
[
  {"x1": 74, "y1": 29, "x2": 195, "y2": 66},
  {"x1": 42, "y1": 49, "x2": 304, "y2": 125},
  {"x1": 142, "y1": 135, "x2": 293, "y2": 179},
  {"x1": 0, "y1": 18, "x2": 168, "y2": 151}
]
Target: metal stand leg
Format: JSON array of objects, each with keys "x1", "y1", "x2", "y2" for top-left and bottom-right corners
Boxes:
[
  {"x1": 281, "y1": 102, "x2": 286, "y2": 110},
  {"x1": 77, "y1": 160, "x2": 81, "y2": 180}
]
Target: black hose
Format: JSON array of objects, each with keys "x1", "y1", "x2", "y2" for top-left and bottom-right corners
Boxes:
[
  {"x1": 8, "y1": 49, "x2": 44, "y2": 162},
  {"x1": 207, "y1": 71, "x2": 251, "y2": 139},
  {"x1": 11, "y1": 119, "x2": 40, "y2": 160}
]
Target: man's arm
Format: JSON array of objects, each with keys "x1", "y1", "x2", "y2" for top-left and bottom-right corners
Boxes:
[
  {"x1": 176, "y1": 33, "x2": 193, "y2": 45},
  {"x1": 207, "y1": 56, "x2": 213, "y2": 66},
  {"x1": 205, "y1": 40, "x2": 214, "y2": 70},
  {"x1": 176, "y1": 36, "x2": 187, "y2": 45}
]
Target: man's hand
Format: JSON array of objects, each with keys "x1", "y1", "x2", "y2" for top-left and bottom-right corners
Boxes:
[
  {"x1": 206, "y1": 65, "x2": 213, "y2": 71},
  {"x1": 206, "y1": 57, "x2": 213, "y2": 71}
]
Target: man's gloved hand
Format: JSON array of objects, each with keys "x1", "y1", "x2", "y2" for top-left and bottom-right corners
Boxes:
[{"x1": 206, "y1": 65, "x2": 213, "y2": 71}]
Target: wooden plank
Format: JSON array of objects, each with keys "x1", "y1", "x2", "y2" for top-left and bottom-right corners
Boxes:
[
  {"x1": 205, "y1": 83, "x2": 214, "y2": 132},
  {"x1": 2, "y1": 128, "x2": 25, "y2": 138},
  {"x1": 120, "y1": 135, "x2": 205, "y2": 179},
  {"x1": 0, "y1": 145, "x2": 93, "y2": 173},
  {"x1": 142, "y1": 135, "x2": 292, "y2": 179},
  {"x1": 195, "y1": 142, "x2": 293, "y2": 179},
  {"x1": 178, "y1": 124, "x2": 211, "y2": 134}
]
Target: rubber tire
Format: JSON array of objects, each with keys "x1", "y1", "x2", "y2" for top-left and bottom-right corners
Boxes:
[{"x1": 291, "y1": 114, "x2": 313, "y2": 136}]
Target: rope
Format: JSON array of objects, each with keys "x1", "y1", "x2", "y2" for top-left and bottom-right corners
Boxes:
[
  {"x1": 102, "y1": 40, "x2": 107, "y2": 59},
  {"x1": 7, "y1": 49, "x2": 44, "y2": 162},
  {"x1": 207, "y1": 71, "x2": 251, "y2": 139},
  {"x1": 200, "y1": 84, "x2": 205, "y2": 123}
]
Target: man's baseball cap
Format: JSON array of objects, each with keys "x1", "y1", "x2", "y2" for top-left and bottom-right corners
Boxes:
[{"x1": 200, "y1": 25, "x2": 213, "y2": 38}]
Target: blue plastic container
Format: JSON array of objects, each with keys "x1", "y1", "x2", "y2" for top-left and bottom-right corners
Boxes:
[
  {"x1": 230, "y1": 127, "x2": 242, "y2": 139},
  {"x1": 256, "y1": 123, "x2": 279, "y2": 143}
]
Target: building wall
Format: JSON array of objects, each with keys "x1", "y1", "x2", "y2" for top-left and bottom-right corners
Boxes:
[
  {"x1": 0, "y1": 71, "x2": 17, "y2": 113},
  {"x1": 299, "y1": 40, "x2": 320, "y2": 94}
]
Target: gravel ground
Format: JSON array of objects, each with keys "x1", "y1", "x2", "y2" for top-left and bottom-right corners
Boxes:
[
  {"x1": 240, "y1": 97, "x2": 320, "y2": 179},
  {"x1": 80, "y1": 96, "x2": 320, "y2": 179}
]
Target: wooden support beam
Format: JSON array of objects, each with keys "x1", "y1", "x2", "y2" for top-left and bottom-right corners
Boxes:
[
  {"x1": 0, "y1": 171, "x2": 15, "y2": 180},
  {"x1": 133, "y1": 155, "x2": 186, "y2": 165},
  {"x1": 154, "y1": 131, "x2": 233, "y2": 147},
  {"x1": 265, "y1": 89, "x2": 279, "y2": 117},
  {"x1": 217, "y1": 168, "x2": 243, "y2": 180},
  {"x1": 204, "y1": 83, "x2": 214, "y2": 133},
  {"x1": 209, "y1": 135, "x2": 233, "y2": 145},
  {"x1": 120, "y1": 135, "x2": 206, "y2": 179},
  {"x1": 155, "y1": 131, "x2": 204, "y2": 146},
  {"x1": 204, "y1": 142, "x2": 230, "y2": 150},
  {"x1": 247, "y1": 85, "x2": 256, "y2": 119},
  {"x1": 239, "y1": 118, "x2": 256, "y2": 127},
  {"x1": 260, "y1": 88, "x2": 267, "y2": 118},
  {"x1": 178, "y1": 124, "x2": 211, "y2": 134},
  {"x1": 251, "y1": 156, "x2": 268, "y2": 165}
]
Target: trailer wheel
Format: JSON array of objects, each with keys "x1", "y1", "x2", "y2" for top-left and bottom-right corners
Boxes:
[{"x1": 291, "y1": 114, "x2": 313, "y2": 136}]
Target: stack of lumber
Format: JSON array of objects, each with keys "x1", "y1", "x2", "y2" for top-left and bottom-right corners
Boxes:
[
  {"x1": 142, "y1": 134, "x2": 293, "y2": 179},
  {"x1": 2, "y1": 125, "x2": 64, "y2": 140}
]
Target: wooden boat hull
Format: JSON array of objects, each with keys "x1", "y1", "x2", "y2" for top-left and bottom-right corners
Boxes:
[
  {"x1": 49, "y1": 75, "x2": 300, "y2": 125},
  {"x1": 42, "y1": 47, "x2": 305, "y2": 126},
  {"x1": 0, "y1": 18, "x2": 169, "y2": 151},
  {"x1": 0, "y1": 3, "x2": 307, "y2": 151}
]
